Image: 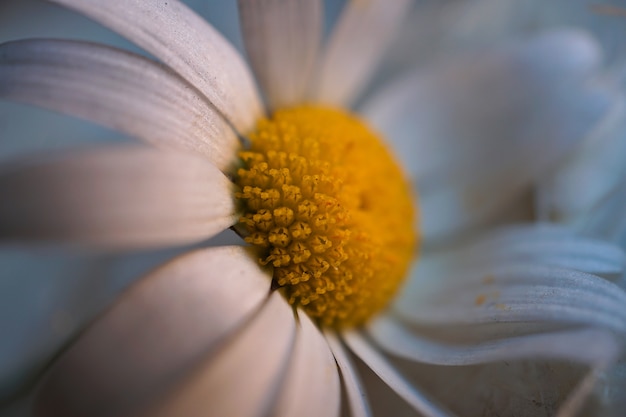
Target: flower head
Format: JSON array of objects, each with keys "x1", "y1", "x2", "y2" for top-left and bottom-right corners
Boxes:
[{"x1": 1, "y1": 1, "x2": 626, "y2": 417}]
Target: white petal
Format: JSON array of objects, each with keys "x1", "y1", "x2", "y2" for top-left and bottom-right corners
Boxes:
[
  {"x1": 311, "y1": 0, "x2": 412, "y2": 107},
  {"x1": 137, "y1": 291, "x2": 296, "y2": 417},
  {"x1": 324, "y1": 331, "x2": 372, "y2": 417},
  {"x1": 343, "y1": 331, "x2": 457, "y2": 417},
  {"x1": 368, "y1": 317, "x2": 622, "y2": 366},
  {"x1": 536, "y1": 97, "x2": 626, "y2": 229},
  {"x1": 0, "y1": 146, "x2": 237, "y2": 249},
  {"x1": 0, "y1": 39, "x2": 238, "y2": 171},
  {"x1": 395, "y1": 264, "x2": 626, "y2": 333},
  {"x1": 34, "y1": 246, "x2": 273, "y2": 417},
  {"x1": 270, "y1": 311, "x2": 340, "y2": 417},
  {"x1": 49, "y1": 0, "x2": 263, "y2": 133},
  {"x1": 238, "y1": 0, "x2": 322, "y2": 110},
  {"x1": 447, "y1": 224, "x2": 626, "y2": 276},
  {"x1": 362, "y1": 30, "x2": 614, "y2": 242}
]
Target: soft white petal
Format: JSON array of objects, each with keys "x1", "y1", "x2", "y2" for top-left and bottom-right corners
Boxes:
[
  {"x1": 0, "y1": 39, "x2": 238, "y2": 170},
  {"x1": 238, "y1": 0, "x2": 322, "y2": 110},
  {"x1": 536, "y1": 96, "x2": 626, "y2": 233},
  {"x1": 270, "y1": 311, "x2": 340, "y2": 417},
  {"x1": 368, "y1": 317, "x2": 621, "y2": 417},
  {"x1": 324, "y1": 331, "x2": 372, "y2": 417},
  {"x1": 311, "y1": 0, "x2": 412, "y2": 107},
  {"x1": 343, "y1": 331, "x2": 457, "y2": 417},
  {"x1": 394, "y1": 264, "x2": 626, "y2": 322},
  {"x1": 448, "y1": 225, "x2": 626, "y2": 276},
  {"x1": 49, "y1": 0, "x2": 263, "y2": 133},
  {"x1": 368, "y1": 317, "x2": 622, "y2": 366},
  {"x1": 362, "y1": 30, "x2": 614, "y2": 242},
  {"x1": 137, "y1": 292, "x2": 296, "y2": 417},
  {"x1": 392, "y1": 225, "x2": 626, "y2": 330},
  {"x1": 396, "y1": 264, "x2": 626, "y2": 333},
  {"x1": 34, "y1": 246, "x2": 273, "y2": 417},
  {"x1": 0, "y1": 146, "x2": 237, "y2": 249}
]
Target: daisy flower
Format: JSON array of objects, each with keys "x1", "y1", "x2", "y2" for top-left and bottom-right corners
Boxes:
[{"x1": 1, "y1": 1, "x2": 625, "y2": 416}]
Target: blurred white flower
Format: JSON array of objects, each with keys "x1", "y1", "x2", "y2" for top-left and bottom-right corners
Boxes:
[{"x1": 1, "y1": 1, "x2": 625, "y2": 417}]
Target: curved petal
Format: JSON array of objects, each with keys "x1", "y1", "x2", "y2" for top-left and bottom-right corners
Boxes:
[
  {"x1": 270, "y1": 311, "x2": 340, "y2": 417},
  {"x1": 343, "y1": 331, "x2": 457, "y2": 417},
  {"x1": 49, "y1": 0, "x2": 263, "y2": 133},
  {"x1": 368, "y1": 317, "x2": 622, "y2": 367},
  {"x1": 238, "y1": 0, "x2": 322, "y2": 110},
  {"x1": 439, "y1": 224, "x2": 626, "y2": 276},
  {"x1": 395, "y1": 263, "x2": 626, "y2": 333},
  {"x1": 361, "y1": 30, "x2": 614, "y2": 242},
  {"x1": 311, "y1": 0, "x2": 412, "y2": 107},
  {"x1": 0, "y1": 39, "x2": 239, "y2": 171},
  {"x1": 324, "y1": 331, "x2": 372, "y2": 417},
  {"x1": 34, "y1": 246, "x2": 273, "y2": 417},
  {"x1": 535, "y1": 97, "x2": 626, "y2": 236},
  {"x1": 136, "y1": 292, "x2": 296, "y2": 417},
  {"x1": 0, "y1": 146, "x2": 237, "y2": 249},
  {"x1": 367, "y1": 317, "x2": 622, "y2": 417}
]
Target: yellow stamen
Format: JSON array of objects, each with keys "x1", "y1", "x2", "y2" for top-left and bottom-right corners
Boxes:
[{"x1": 234, "y1": 106, "x2": 417, "y2": 328}]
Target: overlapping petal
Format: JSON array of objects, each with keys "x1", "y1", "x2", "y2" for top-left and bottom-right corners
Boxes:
[
  {"x1": 0, "y1": 39, "x2": 239, "y2": 170},
  {"x1": 362, "y1": 30, "x2": 615, "y2": 243},
  {"x1": 270, "y1": 312, "x2": 340, "y2": 417},
  {"x1": 136, "y1": 292, "x2": 296, "y2": 417},
  {"x1": 0, "y1": 146, "x2": 237, "y2": 249},
  {"x1": 238, "y1": 0, "x2": 322, "y2": 110},
  {"x1": 312, "y1": 0, "x2": 412, "y2": 107},
  {"x1": 325, "y1": 332, "x2": 373, "y2": 417},
  {"x1": 48, "y1": 0, "x2": 263, "y2": 133},
  {"x1": 34, "y1": 246, "x2": 273, "y2": 417}
]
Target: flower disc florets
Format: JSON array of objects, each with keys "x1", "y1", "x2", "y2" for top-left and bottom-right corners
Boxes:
[{"x1": 234, "y1": 106, "x2": 417, "y2": 328}]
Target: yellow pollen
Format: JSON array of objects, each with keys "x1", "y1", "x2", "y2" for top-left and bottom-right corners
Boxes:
[{"x1": 234, "y1": 106, "x2": 417, "y2": 328}]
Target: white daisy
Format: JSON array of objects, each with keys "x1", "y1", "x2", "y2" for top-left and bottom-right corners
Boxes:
[{"x1": 0, "y1": 1, "x2": 625, "y2": 417}]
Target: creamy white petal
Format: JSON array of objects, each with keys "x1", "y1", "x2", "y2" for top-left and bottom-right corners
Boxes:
[
  {"x1": 325, "y1": 331, "x2": 372, "y2": 417},
  {"x1": 49, "y1": 0, "x2": 263, "y2": 133},
  {"x1": 362, "y1": 30, "x2": 614, "y2": 242},
  {"x1": 137, "y1": 292, "x2": 296, "y2": 417},
  {"x1": 369, "y1": 317, "x2": 622, "y2": 366},
  {"x1": 34, "y1": 246, "x2": 272, "y2": 417},
  {"x1": 311, "y1": 0, "x2": 412, "y2": 107},
  {"x1": 343, "y1": 331, "x2": 457, "y2": 417},
  {"x1": 270, "y1": 311, "x2": 340, "y2": 417},
  {"x1": 0, "y1": 146, "x2": 237, "y2": 249},
  {"x1": 0, "y1": 39, "x2": 238, "y2": 171},
  {"x1": 238, "y1": 0, "x2": 322, "y2": 110}
]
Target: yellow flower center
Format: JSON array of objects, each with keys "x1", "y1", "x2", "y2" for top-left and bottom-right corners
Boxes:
[{"x1": 234, "y1": 106, "x2": 417, "y2": 328}]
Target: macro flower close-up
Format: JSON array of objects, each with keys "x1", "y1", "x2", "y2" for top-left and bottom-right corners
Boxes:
[{"x1": 1, "y1": 0, "x2": 626, "y2": 416}]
